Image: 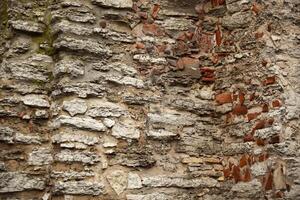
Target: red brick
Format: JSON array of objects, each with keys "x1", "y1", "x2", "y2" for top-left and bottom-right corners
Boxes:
[
  {"x1": 143, "y1": 23, "x2": 164, "y2": 36},
  {"x1": 263, "y1": 76, "x2": 276, "y2": 85},
  {"x1": 244, "y1": 134, "x2": 254, "y2": 142},
  {"x1": 239, "y1": 92, "x2": 245, "y2": 105},
  {"x1": 215, "y1": 92, "x2": 232, "y2": 104},
  {"x1": 272, "y1": 99, "x2": 281, "y2": 107},
  {"x1": 232, "y1": 105, "x2": 248, "y2": 115},
  {"x1": 247, "y1": 112, "x2": 261, "y2": 121}
]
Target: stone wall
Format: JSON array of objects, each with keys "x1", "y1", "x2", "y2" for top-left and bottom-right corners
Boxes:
[{"x1": 0, "y1": 0, "x2": 299, "y2": 199}]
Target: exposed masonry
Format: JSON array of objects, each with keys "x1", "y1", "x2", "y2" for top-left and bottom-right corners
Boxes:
[{"x1": 0, "y1": 0, "x2": 299, "y2": 199}]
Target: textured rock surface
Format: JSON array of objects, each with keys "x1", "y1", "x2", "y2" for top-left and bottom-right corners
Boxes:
[
  {"x1": 0, "y1": 172, "x2": 45, "y2": 193},
  {"x1": 0, "y1": 0, "x2": 299, "y2": 199}
]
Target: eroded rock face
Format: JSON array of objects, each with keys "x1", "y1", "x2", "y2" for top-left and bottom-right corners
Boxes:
[
  {"x1": 111, "y1": 122, "x2": 140, "y2": 139},
  {"x1": 141, "y1": 175, "x2": 219, "y2": 188},
  {"x1": 63, "y1": 99, "x2": 88, "y2": 116},
  {"x1": 10, "y1": 20, "x2": 45, "y2": 34},
  {"x1": 0, "y1": 172, "x2": 46, "y2": 193},
  {"x1": 55, "y1": 115, "x2": 107, "y2": 132},
  {"x1": 0, "y1": 0, "x2": 299, "y2": 199},
  {"x1": 54, "y1": 181, "x2": 105, "y2": 195},
  {"x1": 106, "y1": 170, "x2": 127, "y2": 195},
  {"x1": 92, "y1": 0, "x2": 133, "y2": 8},
  {"x1": 28, "y1": 148, "x2": 53, "y2": 166}
]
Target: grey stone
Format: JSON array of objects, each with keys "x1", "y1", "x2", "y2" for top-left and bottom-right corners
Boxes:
[
  {"x1": 250, "y1": 162, "x2": 268, "y2": 177},
  {"x1": 22, "y1": 94, "x2": 50, "y2": 108},
  {"x1": 56, "y1": 115, "x2": 107, "y2": 132},
  {"x1": 127, "y1": 172, "x2": 142, "y2": 189},
  {"x1": 51, "y1": 7, "x2": 96, "y2": 24},
  {"x1": 10, "y1": 20, "x2": 45, "y2": 34},
  {"x1": 34, "y1": 110, "x2": 49, "y2": 119},
  {"x1": 87, "y1": 101, "x2": 126, "y2": 118},
  {"x1": 0, "y1": 126, "x2": 14, "y2": 144},
  {"x1": 126, "y1": 193, "x2": 171, "y2": 200},
  {"x1": 122, "y1": 94, "x2": 161, "y2": 105},
  {"x1": 0, "y1": 126, "x2": 44, "y2": 144},
  {"x1": 0, "y1": 162, "x2": 5, "y2": 172},
  {"x1": 222, "y1": 11, "x2": 252, "y2": 30},
  {"x1": 94, "y1": 28, "x2": 135, "y2": 43},
  {"x1": 111, "y1": 146, "x2": 156, "y2": 168},
  {"x1": 226, "y1": 0, "x2": 253, "y2": 14},
  {"x1": 54, "y1": 181, "x2": 104, "y2": 195},
  {"x1": 53, "y1": 35, "x2": 112, "y2": 56},
  {"x1": 148, "y1": 112, "x2": 195, "y2": 128},
  {"x1": 106, "y1": 170, "x2": 127, "y2": 195},
  {"x1": 253, "y1": 126, "x2": 280, "y2": 139},
  {"x1": 63, "y1": 99, "x2": 88, "y2": 116},
  {"x1": 166, "y1": 98, "x2": 214, "y2": 115},
  {"x1": 141, "y1": 175, "x2": 219, "y2": 188},
  {"x1": 92, "y1": 0, "x2": 133, "y2": 8},
  {"x1": 52, "y1": 82, "x2": 106, "y2": 98},
  {"x1": 223, "y1": 142, "x2": 254, "y2": 156},
  {"x1": 55, "y1": 150, "x2": 100, "y2": 164},
  {"x1": 52, "y1": 132, "x2": 99, "y2": 146},
  {"x1": 53, "y1": 59, "x2": 84, "y2": 78},
  {"x1": 147, "y1": 129, "x2": 178, "y2": 139},
  {"x1": 103, "y1": 118, "x2": 116, "y2": 128},
  {"x1": 268, "y1": 141, "x2": 298, "y2": 156},
  {"x1": 61, "y1": 0, "x2": 83, "y2": 7},
  {"x1": 1, "y1": 54, "x2": 52, "y2": 82},
  {"x1": 106, "y1": 62, "x2": 138, "y2": 76},
  {"x1": 52, "y1": 20, "x2": 94, "y2": 36},
  {"x1": 51, "y1": 170, "x2": 94, "y2": 181},
  {"x1": 158, "y1": 18, "x2": 193, "y2": 31},
  {"x1": 133, "y1": 54, "x2": 167, "y2": 65},
  {"x1": 9, "y1": 37, "x2": 31, "y2": 54},
  {"x1": 0, "y1": 172, "x2": 45, "y2": 193},
  {"x1": 138, "y1": 36, "x2": 176, "y2": 44},
  {"x1": 105, "y1": 74, "x2": 144, "y2": 88},
  {"x1": 197, "y1": 86, "x2": 214, "y2": 100},
  {"x1": 14, "y1": 132, "x2": 45, "y2": 144},
  {"x1": 53, "y1": 20, "x2": 134, "y2": 42},
  {"x1": 231, "y1": 179, "x2": 262, "y2": 198},
  {"x1": 28, "y1": 148, "x2": 53, "y2": 166},
  {"x1": 112, "y1": 122, "x2": 140, "y2": 139}
]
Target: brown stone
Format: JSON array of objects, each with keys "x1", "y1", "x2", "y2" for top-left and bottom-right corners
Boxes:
[
  {"x1": 176, "y1": 57, "x2": 200, "y2": 70},
  {"x1": 215, "y1": 92, "x2": 232, "y2": 105}
]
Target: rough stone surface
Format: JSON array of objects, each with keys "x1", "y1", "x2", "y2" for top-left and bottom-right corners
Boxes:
[
  {"x1": 28, "y1": 148, "x2": 53, "y2": 166},
  {"x1": 112, "y1": 122, "x2": 140, "y2": 139},
  {"x1": 54, "y1": 181, "x2": 104, "y2": 195},
  {"x1": 92, "y1": 0, "x2": 133, "y2": 8},
  {"x1": 0, "y1": 172, "x2": 45, "y2": 193},
  {"x1": 127, "y1": 173, "x2": 142, "y2": 189},
  {"x1": 63, "y1": 99, "x2": 88, "y2": 116},
  {"x1": 22, "y1": 95, "x2": 50, "y2": 108},
  {"x1": 141, "y1": 175, "x2": 219, "y2": 188},
  {"x1": 55, "y1": 150, "x2": 100, "y2": 164},
  {"x1": 53, "y1": 58, "x2": 84, "y2": 78},
  {"x1": 51, "y1": 132, "x2": 99, "y2": 149},
  {"x1": 106, "y1": 170, "x2": 127, "y2": 195},
  {"x1": 10, "y1": 20, "x2": 45, "y2": 34},
  {"x1": 53, "y1": 35, "x2": 112, "y2": 56},
  {"x1": 55, "y1": 115, "x2": 107, "y2": 132},
  {"x1": 86, "y1": 101, "x2": 126, "y2": 117},
  {"x1": 0, "y1": 0, "x2": 299, "y2": 199}
]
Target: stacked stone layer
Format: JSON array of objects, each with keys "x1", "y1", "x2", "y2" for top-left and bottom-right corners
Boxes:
[{"x1": 0, "y1": 0, "x2": 299, "y2": 199}]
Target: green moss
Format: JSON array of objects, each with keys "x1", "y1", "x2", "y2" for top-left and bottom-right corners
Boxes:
[
  {"x1": 0, "y1": 0, "x2": 9, "y2": 33},
  {"x1": 34, "y1": 0, "x2": 55, "y2": 56},
  {"x1": 31, "y1": 79, "x2": 46, "y2": 87}
]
